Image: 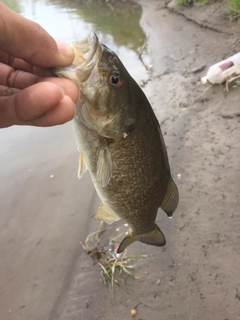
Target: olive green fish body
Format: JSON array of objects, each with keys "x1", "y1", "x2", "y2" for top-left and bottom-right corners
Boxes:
[
  {"x1": 53, "y1": 33, "x2": 179, "y2": 253},
  {"x1": 95, "y1": 99, "x2": 170, "y2": 231}
]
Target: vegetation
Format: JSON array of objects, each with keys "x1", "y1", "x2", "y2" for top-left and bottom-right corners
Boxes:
[
  {"x1": 177, "y1": 0, "x2": 207, "y2": 5},
  {"x1": 49, "y1": 0, "x2": 146, "y2": 52},
  {"x1": 82, "y1": 222, "x2": 148, "y2": 288},
  {"x1": 176, "y1": 0, "x2": 222, "y2": 5},
  {"x1": 176, "y1": 0, "x2": 240, "y2": 19},
  {"x1": 228, "y1": 0, "x2": 240, "y2": 16}
]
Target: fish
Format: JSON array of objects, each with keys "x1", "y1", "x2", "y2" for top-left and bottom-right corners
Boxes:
[{"x1": 53, "y1": 32, "x2": 179, "y2": 253}]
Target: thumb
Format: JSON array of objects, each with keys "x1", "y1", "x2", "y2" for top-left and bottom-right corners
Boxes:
[{"x1": 0, "y1": 82, "x2": 75, "y2": 127}]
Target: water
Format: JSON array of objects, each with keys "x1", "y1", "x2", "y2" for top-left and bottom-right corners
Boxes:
[
  {"x1": 2, "y1": 0, "x2": 150, "y2": 81},
  {"x1": 0, "y1": 0, "x2": 150, "y2": 160},
  {"x1": 0, "y1": 0, "x2": 151, "y2": 197},
  {"x1": 0, "y1": 0, "x2": 151, "y2": 164},
  {"x1": 0, "y1": 2, "x2": 150, "y2": 319}
]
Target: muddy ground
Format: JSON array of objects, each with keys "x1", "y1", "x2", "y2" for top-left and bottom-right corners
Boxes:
[
  {"x1": 51, "y1": 1, "x2": 240, "y2": 319},
  {"x1": 1, "y1": 0, "x2": 240, "y2": 319}
]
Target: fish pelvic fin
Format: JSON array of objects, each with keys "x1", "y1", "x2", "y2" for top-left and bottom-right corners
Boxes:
[
  {"x1": 97, "y1": 145, "x2": 113, "y2": 187},
  {"x1": 78, "y1": 151, "x2": 88, "y2": 179},
  {"x1": 160, "y1": 176, "x2": 179, "y2": 218},
  {"x1": 117, "y1": 224, "x2": 166, "y2": 253},
  {"x1": 92, "y1": 203, "x2": 120, "y2": 224}
]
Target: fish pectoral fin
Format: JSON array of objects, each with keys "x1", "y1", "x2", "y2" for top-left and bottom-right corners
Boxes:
[
  {"x1": 92, "y1": 203, "x2": 120, "y2": 224},
  {"x1": 160, "y1": 176, "x2": 179, "y2": 218},
  {"x1": 97, "y1": 146, "x2": 113, "y2": 187},
  {"x1": 78, "y1": 152, "x2": 88, "y2": 179},
  {"x1": 117, "y1": 224, "x2": 166, "y2": 253}
]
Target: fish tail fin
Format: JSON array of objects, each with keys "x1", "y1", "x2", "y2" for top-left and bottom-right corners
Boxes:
[
  {"x1": 160, "y1": 176, "x2": 179, "y2": 218},
  {"x1": 117, "y1": 235, "x2": 138, "y2": 253},
  {"x1": 117, "y1": 224, "x2": 166, "y2": 253},
  {"x1": 138, "y1": 224, "x2": 166, "y2": 247}
]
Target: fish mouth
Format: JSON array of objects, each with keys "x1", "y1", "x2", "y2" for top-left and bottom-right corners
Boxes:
[
  {"x1": 51, "y1": 33, "x2": 101, "y2": 83},
  {"x1": 72, "y1": 32, "x2": 99, "y2": 66},
  {"x1": 72, "y1": 32, "x2": 102, "y2": 83},
  {"x1": 52, "y1": 32, "x2": 113, "y2": 86}
]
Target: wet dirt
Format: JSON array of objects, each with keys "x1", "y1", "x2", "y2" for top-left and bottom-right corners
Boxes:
[
  {"x1": 1, "y1": 1, "x2": 240, "y2": 320},
  {"x1": 49, "y1": 2, "x2": 240, "y2": 320}
]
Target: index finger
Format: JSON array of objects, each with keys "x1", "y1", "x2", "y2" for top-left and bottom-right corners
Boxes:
[
  {"x1": 0, "y1": 2, "x2": 74, "y2": 68},
  {"x1": 0, "y1": 62, "x2": 79, "y2": 103}
]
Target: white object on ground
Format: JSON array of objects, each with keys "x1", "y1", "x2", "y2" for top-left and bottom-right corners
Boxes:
[{"x1": 201, "y1": 52, "x2": 240, "y2": 85}]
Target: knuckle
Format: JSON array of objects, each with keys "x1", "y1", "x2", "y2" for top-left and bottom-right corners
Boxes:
[
  {"x1": 7, "y1": 69, "x2": 21, "y2": 87},
  {"x1": 0, "y1": 86, "x2": 14, "y2": 96}
]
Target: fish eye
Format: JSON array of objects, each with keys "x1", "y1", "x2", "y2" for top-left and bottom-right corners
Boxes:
[
  {"x1": 111, "y1": 76, "x2": 119, "y2": 84},
  {"x1": 109, "y1": 73, "x2": 123, "y2": 88}
]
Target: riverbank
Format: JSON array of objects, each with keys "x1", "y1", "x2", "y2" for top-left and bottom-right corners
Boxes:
[
  {"x1": 1, "y1": 1, "x2": 240, "y2": 319},
  {"x1": 51, "y1": 1, "x2": 240, "y2": 319}
]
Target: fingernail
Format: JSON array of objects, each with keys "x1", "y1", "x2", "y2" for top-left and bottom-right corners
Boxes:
[{"x1": 55, "y1": 39, "x2": 74, "y2": 62}]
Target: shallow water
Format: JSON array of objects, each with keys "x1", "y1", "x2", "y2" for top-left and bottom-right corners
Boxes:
[
  {"x1": 3, "y1": 0, "x2": 150, "y2": 80},
  {"x1": 0, "y1": 0, "x2": 150, "y2": 172},
  {"x1": 0, "y1": 2, "x2": 150, "y2": 319},
  {"x1": 3, "y1": 1, "x2": 240, "y2": 320},
  {"x1": 0, "y1": 0, "x2": 151, "y2": 217}
]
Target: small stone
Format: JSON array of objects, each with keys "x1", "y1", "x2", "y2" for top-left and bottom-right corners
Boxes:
[{"x1": 131, "y1": 309, "x2": 137, "y2": 317}]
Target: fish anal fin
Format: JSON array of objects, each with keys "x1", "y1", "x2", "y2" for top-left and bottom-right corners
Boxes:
[
  {"x1": 160, "y1": 176, "x2": 179, "y2": 217},
  {"x1": 93, "y1": 204, "x2": 120, "y2": 224},
  {"x1": 97, "y1": 146, "x2": 113, "y2": 187},
  {"x1": 117, "y1": 224, "x2": 166, "y2": 253},
  {"x1": 78, "y1": 152, "x2": 88, "y2": 179}
]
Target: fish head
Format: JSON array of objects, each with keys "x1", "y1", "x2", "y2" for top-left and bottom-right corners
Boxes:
[{"x1": 54, "y1": 33, "x2": 138, "y2": 140}]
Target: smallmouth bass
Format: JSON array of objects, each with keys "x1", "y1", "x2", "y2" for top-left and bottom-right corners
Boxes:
[{"x1": 53, "y1": 33, "x2": 179, "y2": 253}]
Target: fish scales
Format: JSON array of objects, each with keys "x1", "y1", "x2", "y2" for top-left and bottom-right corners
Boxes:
[
  {"x1": 96, "y1": 104, "x2": 170, "y2": 233},
  {"x1": 53, "y1": 32, "x2": 179, "y2": 253}
]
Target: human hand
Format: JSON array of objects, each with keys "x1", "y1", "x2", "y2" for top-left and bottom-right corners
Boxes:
[{"x1": 0, "y1": 2, "x2": 79, "y2": 128}]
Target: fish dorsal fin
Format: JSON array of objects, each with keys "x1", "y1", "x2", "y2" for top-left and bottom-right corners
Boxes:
[
  {"x1": 92, "y1": 203, "x2": 120, "y2": 224},
  {"x1": 160, "y1": 176, "x2": 179, "y2": 218},
  {"x1": 117, "y1": 224, "x2": 166, "y2": 253},
  {"x1": 78, "y1": 151, "x2": 88, "y2": 179},
  {"x1": 97, "y1": 146, "x2": 113, "y2": 187}
]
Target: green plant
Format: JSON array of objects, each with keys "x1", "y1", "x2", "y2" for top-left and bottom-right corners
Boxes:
[
  {"x1": 177, "y1": 0, "x2": 193, "y2": 5},
  {"x1": 228, "y1": 0, "x2": 240, "y2": 16},
  {"x1": 176, "y1": 0, "x2": 220, "y2": 6},
  {"x1": 82, "y1": 222, "x2": 148, "y2": 287}
]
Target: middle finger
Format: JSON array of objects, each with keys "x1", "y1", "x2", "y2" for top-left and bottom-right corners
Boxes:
[{"x1": 0, "y1": 51, "x2": 52, "y2": 77}]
